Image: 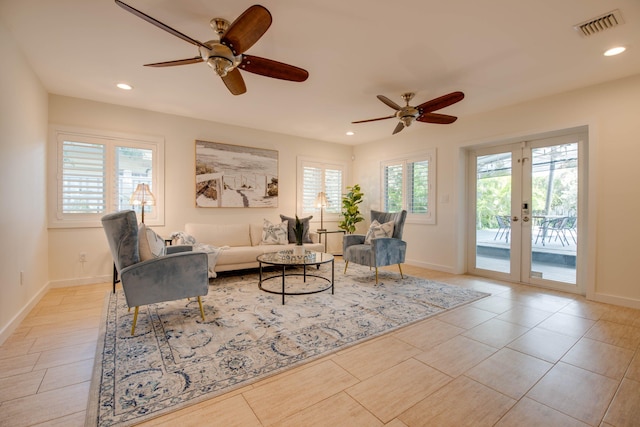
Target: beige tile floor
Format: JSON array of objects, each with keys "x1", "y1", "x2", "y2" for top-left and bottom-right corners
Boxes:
[{"x1": 1, "y1": 263, "x2": 640, "y2": 426}]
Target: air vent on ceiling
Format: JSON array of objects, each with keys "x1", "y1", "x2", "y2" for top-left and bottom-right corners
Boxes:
[{"x1": 574, "y1": 9, "x2": 624, "y2": 37}]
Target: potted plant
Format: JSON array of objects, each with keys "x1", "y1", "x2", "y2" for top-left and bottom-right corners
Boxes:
[
  {"x1": 339, "y1": 184, "x2": 364, "y2": 234},
  {"x1": 293, "y1": 215, "x2": 305, "y2": 255}
]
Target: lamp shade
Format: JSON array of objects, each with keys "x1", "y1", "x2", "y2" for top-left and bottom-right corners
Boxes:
[
  {"x1": 315, "y1": 192, "x2": 328, "y2": 208},
  {"x1": 130, "y1": 183, "x2": 156, "y2": 206}
]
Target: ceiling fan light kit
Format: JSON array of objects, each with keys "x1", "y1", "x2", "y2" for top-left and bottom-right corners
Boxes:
[
  {"x1": 353, "y1": 91, "x2": 465, "y2": 135},
  {"x1": 115, "y1": 0, "x2": 309, "y2": 95}
]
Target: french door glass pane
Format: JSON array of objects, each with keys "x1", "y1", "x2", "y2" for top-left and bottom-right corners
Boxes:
[
  {"x1": 530, "y1": 143, "x2": 577, "y2": 284},
  {"x1": 475, "y1": 152, "x2": 512, "y2": 273}
]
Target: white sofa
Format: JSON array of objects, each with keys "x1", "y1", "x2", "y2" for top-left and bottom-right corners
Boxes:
[{"x1": 183, "y1": 222, "x2": 324, "y2": 273}]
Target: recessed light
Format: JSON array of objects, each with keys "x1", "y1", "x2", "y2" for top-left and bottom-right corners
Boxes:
[
  {"x1": 604, "y1": 46, "x2": 626, "y2": 56},
  {"x1": 346, "y1": 131, "x2": 354, "y2": 136},
  {"x1": 116, "y1": 83, "x2": 133, "y2": 90}
]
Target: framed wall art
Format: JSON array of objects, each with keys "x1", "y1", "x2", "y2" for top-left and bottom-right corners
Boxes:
[{"x1": 195, "y1": 140, "x2": 278, "y2": 208}]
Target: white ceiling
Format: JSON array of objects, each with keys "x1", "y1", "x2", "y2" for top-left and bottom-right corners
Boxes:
[{"x1": 2, "y1": 0, "x2": 639, "y2": 145}]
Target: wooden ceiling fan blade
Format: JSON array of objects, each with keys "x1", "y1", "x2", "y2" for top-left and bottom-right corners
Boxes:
[
  {"x1": 417, "y1": 112, "x2": 458, "y2": 124},
  {"x1": 144, "y1": 57, "x2": 203, "y2": 67},
  {"x1": 239, "y1": 55, "x2": 308, "y2": 82},
  {"x1": 416, "y1": 91, "x2": 465, "y2": 113},
  {"x1": 377, "y1": 95, "x2": 401, "y2": 111},
  {"x1": 392, "y1": 122, "x2": 405, "y2": 135},
  {"x1": 221, "y1": 5, "x2": 272, "y2": 55},
  {"x1": 115, "y1": 0, "x2": 207, "y2": 49},
  {"x1": 352, "y1": 115, "x2": 395, "y2": 124},
  {"x1": 221, "y1": 68, "x2": 247, "y2": 95}
]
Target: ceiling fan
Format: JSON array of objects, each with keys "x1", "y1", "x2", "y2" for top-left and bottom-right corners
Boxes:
[
  {"x1": 115, "y1": 0, "x2": 309, "y2": 95},
  {"x1": 352, "y1": 91, "x2": 465, "y2": 135}
]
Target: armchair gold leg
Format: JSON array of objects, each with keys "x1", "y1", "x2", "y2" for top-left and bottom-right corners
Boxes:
[
  {"x1": 375, "y1": 267, "x2": 379, "y2": 284},
  {"x1": 131, "y1": 306, "x2": 139, "y2": 336},
  {"x1": 398, "y1": 263, "x2": 404, "y2": 279},
  {"x1": 197, "y1": 296, "x2": 205, "y2": 321},
  {"x1": 344, "y1": 261, "x2": 349, "y2": 274}
]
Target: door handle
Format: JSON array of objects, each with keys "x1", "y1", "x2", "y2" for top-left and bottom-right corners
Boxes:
[
  {"x1": 522, "y1": 216, "x2": 530, "y2": 222},
  {"x1": 512, "y1": 216, "x2": 519, "y2": 222}
]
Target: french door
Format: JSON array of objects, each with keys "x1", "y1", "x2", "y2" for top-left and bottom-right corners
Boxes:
[{"x1": 468, "y1": 132, "x2": 586, "y2": 293}]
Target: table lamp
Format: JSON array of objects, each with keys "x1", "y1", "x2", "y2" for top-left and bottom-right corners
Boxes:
[
  {"x1": 130, "y1": 183, "x2": 156, "y2": 223},
  {"x1": 315, "y1": 191, "x2": 328, "y2": 231}
]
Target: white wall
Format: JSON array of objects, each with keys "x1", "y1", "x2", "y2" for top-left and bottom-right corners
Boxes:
[
  {"x1": 47, "y1": 95, "x2": 353, "y2": 285},
  {"x1": 0, "y1": 20, "x2": 49, "y2": 341},
  {"x1": 3, "y1": 10, "x2": 639, "y2": 341},
  {"x1": 353, "y1": 73, "x2": 640, "y2": 308}
]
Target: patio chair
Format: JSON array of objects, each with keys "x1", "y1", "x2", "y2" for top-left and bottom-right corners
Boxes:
[
  {"x1": 535, "y1": 216, "x2": 568, "y2": 246},
  {"x1": 494, "y1": 215, "x2": 511, "y2": 243},
  {"x1": 561, "y1": 216, "x2": 577, "y2": 244}
]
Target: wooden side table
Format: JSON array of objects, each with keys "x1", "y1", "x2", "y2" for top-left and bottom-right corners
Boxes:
[{"x1": 317, "y1": 229, "x2": 346, "y2": 255}]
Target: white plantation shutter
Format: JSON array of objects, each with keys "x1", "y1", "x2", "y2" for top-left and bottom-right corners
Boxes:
[
  {"x1": 60, "y1": 140, "x2": 106, "y2": 214},
  {"x1": 51, "y1": 127, "x2": 164, "y2": 227},
  {"x1": 381, "y1": 150, "x2": 436, "y2": 224},
  {"x1": 383, "y1": 163, "x2": 403, "y2": 212},
  {"x1": 298, "y1": 158, "x2": 345, "y2": 217},
  {"x1": 324, "y1": 168, "x2": 342, "y2": 213},
  {"x1": 302, "y1": 165, "x2": 323, "y2": 213},
  {"x1": 407, "y1": 159, "x2": 429, "y2": 214},
  {"x1": 115, "y1": 146, "x2": 154, "y2": 213}
]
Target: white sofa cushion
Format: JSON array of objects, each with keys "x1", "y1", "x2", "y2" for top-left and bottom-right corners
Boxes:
[
  {"x1": 250, "y1": 223, "x2": 263, "y2": 246},
  {"x1": 185, "y1": 223, "x2": 250, "y2": 247}
]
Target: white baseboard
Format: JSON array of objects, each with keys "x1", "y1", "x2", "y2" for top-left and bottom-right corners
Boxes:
[
  {"x1": 0, "y1": 282, "x2": 51, "y2": 346},
  {"x1": 48, "y1": 275, "x2": 111, "y2": 288},
  {"x1": 590, "y1": 292, "x2": 640, "y2": 310},
  {"x1": 0, "y1": 275, "x2": 112, "y2": 345},
  {"x1": 405, "y1": 259, "x2": 456, "y2": 274}
]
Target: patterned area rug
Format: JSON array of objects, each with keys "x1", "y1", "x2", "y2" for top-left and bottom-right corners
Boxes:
[{"x1": 86, "y1": 261, "x2": 489, "y2": 426}]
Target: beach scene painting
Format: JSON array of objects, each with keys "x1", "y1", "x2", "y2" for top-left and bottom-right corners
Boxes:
[{"x1": 195, "y1": 140, "x2": 278, "y2": 208}]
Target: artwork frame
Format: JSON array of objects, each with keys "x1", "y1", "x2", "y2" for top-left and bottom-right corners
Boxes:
[{"x1": 195, "y1": 140, "x2": 278, "y2": 208}]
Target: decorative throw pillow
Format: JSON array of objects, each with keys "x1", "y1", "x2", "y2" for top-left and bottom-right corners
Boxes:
[
  {"x1": 138, "y1": 223, "x2": 166, "y2": 261},
  {"x1": 261, "y1": 219, "x2": 289, "y2": 245},
  {"x1": 364, "y1": 220, "x2": 395, "y2": 244},
  {"x1": 169, "y1": 231, "x2": 197, "y2": 246},
  {"x1": 279, "y1": 214, "x2": 313, "y2": 243}
]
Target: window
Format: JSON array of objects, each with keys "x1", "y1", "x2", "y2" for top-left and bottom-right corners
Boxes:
[
  {"x1": 297, "y1": 157, "x2": 345, "y2": 218},
  {"x1": 381, "y1": 150, "x2": 436, "y2": 224},
  {"x1": 49, "y1": 127, "x2": 164, "y2": 227}
]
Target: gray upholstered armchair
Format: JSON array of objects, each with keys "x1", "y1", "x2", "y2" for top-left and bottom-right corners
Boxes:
[
  {"x1": 343, "y1": 210, "x2": 407, "y2": 283},
  {"x1": 101, "y1": 210, "x2": 209, "y2": 335}
]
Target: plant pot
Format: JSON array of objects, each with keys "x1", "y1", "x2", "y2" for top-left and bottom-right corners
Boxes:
[{"x1": 293, "y1": 244, "x2": 304, "y2": 256}]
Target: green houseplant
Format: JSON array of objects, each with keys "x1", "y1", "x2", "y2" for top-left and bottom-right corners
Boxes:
[
  {"x1": 292, "y1": 215, "x2": 305, "y2": 256},
  {"x1": 293, "y1": 215, "x2": 305, "y2": 245},
  {"x1": 339, "y1": 184, "x2": 365, "y2": 234}
]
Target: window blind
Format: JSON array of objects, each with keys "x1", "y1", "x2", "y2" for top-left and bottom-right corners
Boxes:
[
  {"x1": 61, "y1": 140, "x2": 106, "y2": 214},
  {"x1": 383, "y1": 163, "x2": 403, "y2": 212},
  {"x1": 408, "y1": 160, "x2": 429, "y2": 214}
]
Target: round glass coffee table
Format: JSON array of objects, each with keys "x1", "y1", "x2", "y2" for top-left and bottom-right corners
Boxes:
[{"x1": 257, "y1": 250, "x2": 334, "y2": 305}]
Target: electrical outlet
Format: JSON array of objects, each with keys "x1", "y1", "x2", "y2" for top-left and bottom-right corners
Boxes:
[{"x1": 79, "y1": 252, "x2": 87, "y2": 262}]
